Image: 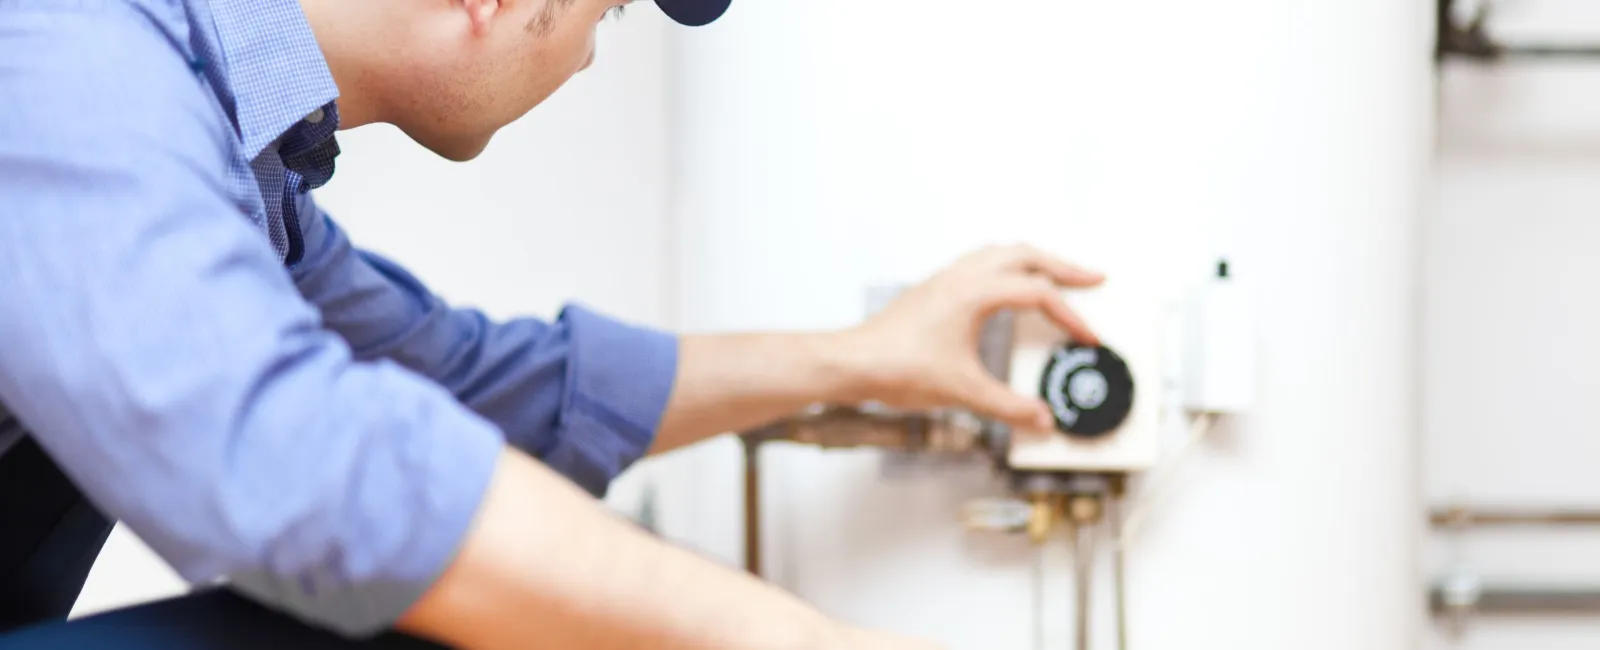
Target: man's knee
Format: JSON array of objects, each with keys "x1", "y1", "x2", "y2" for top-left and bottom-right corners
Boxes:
[{"x1": 0, "y1": 437, "x2": 115, "y2": 632}]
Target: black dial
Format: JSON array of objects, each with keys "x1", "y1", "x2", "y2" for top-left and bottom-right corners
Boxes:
[{"x1": 1038, "y1": 343, "x2": 1135, "y2": 438}]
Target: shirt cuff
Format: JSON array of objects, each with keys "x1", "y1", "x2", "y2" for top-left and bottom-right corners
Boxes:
[
  {"x1": 227, "y1": 402, "x2": 503, "y2": 639},
  {"x1": 542, "y1": 304, "x2": 679, "y2": 497}
]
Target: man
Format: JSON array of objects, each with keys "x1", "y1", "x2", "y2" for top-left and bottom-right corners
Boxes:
[{"x1": 0, "y1": 0, "x2": 1103, "y2": 647}]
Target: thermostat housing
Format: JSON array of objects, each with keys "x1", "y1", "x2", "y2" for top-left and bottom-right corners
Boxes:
[{"x1": 1006, "y1": 282, "x2": 1164, "y2": 473}]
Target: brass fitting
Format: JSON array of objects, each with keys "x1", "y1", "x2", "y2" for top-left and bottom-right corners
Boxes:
[
  {"x1": 1027, "y1": 493, "x2": 1060, "y2": 545},
  {"x1": 1067, "y1": 493, "x2": 1103, "y2": 527}
]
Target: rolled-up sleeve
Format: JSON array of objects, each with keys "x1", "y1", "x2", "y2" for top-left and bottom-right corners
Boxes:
[
  {"x1": 292, "y1": 210, "x2": 679, "y2": 497},
  {"x1": 0, "y1": 6, "x2": 501, "y2": 637}
]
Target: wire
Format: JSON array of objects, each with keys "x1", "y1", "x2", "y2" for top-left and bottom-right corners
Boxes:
[
  {"x1": 1119, "y1": 413, "x2": 1217, "y2": 546},
  {"x1": 1105, "y1": 413, "x2": 1220, "y2": 650}
]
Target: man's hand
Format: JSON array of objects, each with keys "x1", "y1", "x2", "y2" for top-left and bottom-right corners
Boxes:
[
  {"x1": 842, "y1": 244, "x2": 1104, "y2": 431},
  {"x1": 649, "y1": 244, "x2": 1103, "y2": 454}
]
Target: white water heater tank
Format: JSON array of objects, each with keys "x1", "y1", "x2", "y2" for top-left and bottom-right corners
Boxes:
[{"x1": 656, "y1": 1, "x2": 1432, "y2": 648}]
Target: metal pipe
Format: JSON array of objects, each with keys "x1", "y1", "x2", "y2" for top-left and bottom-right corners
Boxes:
[
  {"x1": 1032, "y1": 543, "x2": 1046, "y2": 650},
  {"x1": 739, "y1": 406, "x2": 991, "y2": 578},
  {"x1": 1072, "y1": 521, "x2": 1093, "y2": 650},
  {"x1": 1431, "y1": 583, "x2": 1600, "y2": 617},
  {"x1": 1065, "y1": 493, "x2": 1104, "y2": 650},
  {"x1": 1489, "y1": 46, "x2": 1600, "y2": 60},
  {"x1": 1444, "y1": 44, "x2": 1600, "y2": 61},
  {"x1": 1111, "y1": 497, "x2": 1128, "y2": 650},
  {"x1": 747, "y1": 405, "x2": 986, "y2": 452},
  {"x1": 743, "y1": 436, "x2": 763, "y2": 577},
  {"x1": 1436, "y1": 0, "x2": 1600, "y2": 62},
  {"x1": 1430, "y1": 506, "x2": 1600, "y2": 528},
  {"x1": 734, "y1": 312, "x2": 1015, "y2": 579}
]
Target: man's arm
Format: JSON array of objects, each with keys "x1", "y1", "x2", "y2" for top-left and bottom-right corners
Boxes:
[
  {"x1": 294, "y1": 213, "x2": 1102, "y2": 463},
  {"x1": 293, "y1": 206, "x2": 841, "y2": 459},
  {"x1": 292, "y1": 211, "x2": 675, "y2": 494},
  {"x1": 0, "y1": 8, "x2": 932, "y2": 649},
  {"x1": 0, "y1": 6, "x2": 503, "y2": 636},
  {"x1": 396, "y1": 447, "x2": 869, "y2": 650},
  {"x1": 648, "y1": 332, "x2": 859, "y2": 453}
]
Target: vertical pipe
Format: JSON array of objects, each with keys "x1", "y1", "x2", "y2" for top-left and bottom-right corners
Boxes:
[
  {"x1": 1435, "y1": 0, "x2": 1452, "y2": 61},
  {"x1": 1073, "y1": 523, "x2": 1094, "y2": 650},
  {"x1": 1032, "y1": 543, "x2": 1046, "y2": 650},
  {"x1": 1112, "y1": 498, "x2": 1129, "y2": 650},
  {"x1": 742, "y1": 438, "x2": 761, "y2": 577}
]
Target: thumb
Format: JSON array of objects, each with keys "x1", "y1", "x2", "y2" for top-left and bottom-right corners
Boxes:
[{"x1": 955, "y1": 366, "x2": 1054, "y2": 431}]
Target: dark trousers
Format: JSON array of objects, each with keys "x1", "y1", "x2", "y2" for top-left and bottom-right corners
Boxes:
[{"x1": 0, "y1": 438, "x2": 449, "y2": 649}]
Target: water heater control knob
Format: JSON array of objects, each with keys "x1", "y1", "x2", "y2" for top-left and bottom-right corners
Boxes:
[{"x1": 1039, "y1": 343, "x2": 1135, "y2": 438}]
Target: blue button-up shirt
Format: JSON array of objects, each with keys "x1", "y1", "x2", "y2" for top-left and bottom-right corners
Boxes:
[{"x1": 0, "y1": 0, "x2": 677, "y2": 637}]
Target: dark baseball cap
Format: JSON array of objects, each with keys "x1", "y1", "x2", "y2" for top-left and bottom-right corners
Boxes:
[{"x1": 655, "y1": 0, "x2": 732, "y2": 26}]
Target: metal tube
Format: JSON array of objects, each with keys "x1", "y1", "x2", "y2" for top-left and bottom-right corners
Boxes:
[
  {"x1": 1495, "y1": 46, "x2": 1600, "y2": 60},
  {"x1": 1112, "y1": 498, "x2": 1128, "y2": 650},
  {"x1": 1431, "y1": 584, "x2": 1600, "y2": 617},
  {"x1": 1073, "y1": 522, "x2": 1094, "y2": 650},
  {"x1": 743, "y1": 437, "x2": 762, "y2": 577},
  {"x1": 1443, "y1": 42, "x2": 1600, "y2": 61},
  {"x1": 1033, "y1": 543, "x2": 1046, "y2": 650},
  {"x1": 737, "y1": 405, "x2": 988, "y2": 578},
  {"x1": 1430, "y1": 506, "x2": 1600, "y2": 528},
  {"x1": 1436, "y1": 0, "x2": 1600, "y2": 62}
]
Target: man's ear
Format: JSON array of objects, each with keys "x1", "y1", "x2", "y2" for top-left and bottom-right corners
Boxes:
[{"x1": 461, "y1": 0, "x2": 502, "y2": 35}]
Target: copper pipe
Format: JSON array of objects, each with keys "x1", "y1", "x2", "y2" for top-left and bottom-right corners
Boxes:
[
  {"x1": 743, "y1": 436, "x2": 763, "y2": 577},
  {"x1": 750, "y1": 406, "x2": 984, "y2": 452},
  {"x1": 738, "y1": 407, "x2": 990, "y2": 579},
  {"x1": 1430, "y1": 506, "x2": 1600, "y2": 528}
]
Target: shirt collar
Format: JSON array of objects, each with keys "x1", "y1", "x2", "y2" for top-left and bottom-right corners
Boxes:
[{"x1": 207, "y1": 0, "x2": 341, "y2": 159}]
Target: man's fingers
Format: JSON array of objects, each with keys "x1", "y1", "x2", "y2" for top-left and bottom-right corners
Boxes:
[
  {"x1": 992, "y1": 276, "x2": 1100, "y2": 345},
  {"x1": 998, "y1": 244, "x2": 1105, "y2": 288},
  {"x1": 956, "y1": 368, "x2": 1054, "y2": 432},
  {"x1": 1039, "y1": 291, "x2": 1098, "y2": 346},
  {"x1": 1030, "y1": 256, "x2": 1105, "y2": 288}
]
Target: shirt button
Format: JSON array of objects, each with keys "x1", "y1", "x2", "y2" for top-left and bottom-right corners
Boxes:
[{"x1": 305, "y1": 108, "x2": 325, "y2": 124}]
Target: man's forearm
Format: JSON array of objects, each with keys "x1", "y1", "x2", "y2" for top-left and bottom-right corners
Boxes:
[
  {"x1": 397, "y1": 446, "x2": 843, "y2": 650},
  {"x1": 649, "y1": 332, "x2": 871, "y2": 454}
]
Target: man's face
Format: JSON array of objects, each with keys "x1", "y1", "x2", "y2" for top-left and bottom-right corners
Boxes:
[{"x1": 397, "y1": 0, "x2": 630, "y2": 161}]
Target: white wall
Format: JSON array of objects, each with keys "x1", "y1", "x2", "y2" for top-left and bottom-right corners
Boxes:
[
  {"x1": 664, "y1": 2, "x2": 1433, "y2": 650},
  {"x1": 71, "y1": 9, "x2": 675, "y2": 618},
  {"x1": 1427, "y1": 2, "x2": 1600, "y2": 648}
]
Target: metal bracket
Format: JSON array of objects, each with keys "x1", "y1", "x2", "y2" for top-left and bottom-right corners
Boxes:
[{"x1": 1438, "y1": 0, "x2": 1600, "y2": 62}]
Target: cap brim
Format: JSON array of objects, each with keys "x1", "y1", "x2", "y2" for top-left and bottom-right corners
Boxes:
[{"x1": 655, "y1": 0, "x2": 731, "y2": 26}]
